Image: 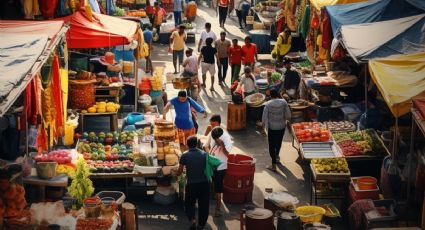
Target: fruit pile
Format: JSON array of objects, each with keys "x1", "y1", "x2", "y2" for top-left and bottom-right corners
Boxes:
[
  {"x1": 86, "y1": 160, "x2": 134, "y2": 173},
  {"x1": 126, "y1": 9, "x2": 147, "y2": 17},
  {"x1": 34, "y1": 150, "x2": 72, "y2": 164},
  {"x1": 332, "y1": 129, "x2": 384, "y2": 157},
  {"x1": 0, "y1": 181, "x2": 26, "y2": 218},
  {"x1": 80, "y1": 130, "x2": 141, "y2": 145},
  {"x1": 292, "y1": 122, "x2": 330, "y2": 142},
  {"x1": 77, "y1": 142, "x2": 132, "y2": 162},
  {"x1": 324, "y1": 121, "x2": 356, "y2": 132},
  {"x1": 82, "y1": 101, "x2": 120, "y2": 114},
  {"x1": 311, "y1": 158, "x2": 349, "y2": 174}
]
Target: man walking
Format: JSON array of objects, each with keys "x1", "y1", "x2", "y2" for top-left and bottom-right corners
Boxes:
[
  {"x1": 143, "y1": 25, "x2": 153, "y2": 73},
  {"x1": 241, "y1": 36, "x2": 258, "y2": 70},
  {"x1": 175, "y1": 135, "x2": 210, "y2": 230},
  {"x1": 173, "y1": 0, "x2": 184, "y2": 26},
  {"x1": 228, "y1": 38, "x2": 242, "y2": 83},
  {"x1": 215, "y1": 32, "x2": 231, "y2": 85},
  {"x1": 261, "y1": 89, "x2": 291, "y2": 171},
  {"x1": 170, "y1": 25, "x2": 187, "y2": 74},
  {"x1": 217, "y1": 0, "x2": 229, "y2": 28},
  {"x1": 198, "y1": 37, "x2": 219, "y2": 91},
  {"x1": 198, "y1": 23, "x2": 217, "y2": 52}
]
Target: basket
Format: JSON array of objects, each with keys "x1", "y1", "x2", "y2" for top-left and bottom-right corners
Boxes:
[
  {"x1": 84, "y1": 197, "x2": 101, "y2": 218},
  {"x1": 295, "y1": 206, "x2": 326, "y2": 223},
  {"x1": 96, "y1": 191, "x2": 126, "y2": 206},
  {"x1": 172, "y1": 78, "x2": 191, "y2": 89},
  {"x1": 69, "y1": 80, "x2": 95, "y2": 109},
  {"x1": 77, "y1": 70, "x2": 93, "y2": 80},
  {"x1": 36, "y1": 162, "x2": 58, "y2": 179}
]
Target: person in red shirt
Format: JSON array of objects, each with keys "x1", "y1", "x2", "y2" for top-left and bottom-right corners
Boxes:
[
  {"x1": 241, "y1": 36, "x2": 258, "y2": 70},
  {"x1": 146, "y1": 1, "x2": 155, "y2": 24},
  {"x1": 228, "y1": 39, "x2": 242, "y2": 83}
]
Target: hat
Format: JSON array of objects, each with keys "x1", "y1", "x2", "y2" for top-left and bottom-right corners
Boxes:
[{"x1": 98, "y1": 52, "x2": 116, "y2": 65}]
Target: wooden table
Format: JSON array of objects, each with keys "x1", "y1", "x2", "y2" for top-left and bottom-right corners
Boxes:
[
  {"x1": 90, "y1": 172, "x2": 158, "y2": 195},
  {"x1": 23, "y1": 174, "x2": 68, "y2": 201},
  {"x1": 79, "y1": 111, "x2": 118, "y2": 132}
]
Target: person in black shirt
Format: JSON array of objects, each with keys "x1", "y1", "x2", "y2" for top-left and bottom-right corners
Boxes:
[
  {"x1": 280, "y1": 60, "x2": 300, "y2": 99},
  {"x1": 198, "y1": 37, "x2": 219, "y2": 91},
  {"x1": 175, "y1": 136, "x2": 210, "y2": 230}
]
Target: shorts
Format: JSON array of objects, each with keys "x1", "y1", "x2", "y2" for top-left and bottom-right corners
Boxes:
[
  {"x1": 173, "y1": 50, "x2": 184, "y2": 63},
  {"x1": 176, "y1": 127, "x2": 196, "y2": 145},
  {"x1": 201, "y1": 62, "x2": 216, "y2": 76},
  {"x1": 213, "y1": 170, "x2": 226, "y2": 193}
]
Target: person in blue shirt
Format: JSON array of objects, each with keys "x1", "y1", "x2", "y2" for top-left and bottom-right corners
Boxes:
[
  {"x1": 143, "y1": 26, "x2": 153, "y2": 73},
  {"x1": 163, "y1": 91, "x2": 207, "y2": 145}
]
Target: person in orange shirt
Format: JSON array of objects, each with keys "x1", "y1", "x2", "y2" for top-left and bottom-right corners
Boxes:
[
  {"x1": 217, "y1": 0, "x2": 229, "y2": 28},
  {"x1": 153, "y1": 2, "x2": 167, "y2": 34},
  {"x1": 241, "y1": 36, "x2": 258, "y2": 70}
]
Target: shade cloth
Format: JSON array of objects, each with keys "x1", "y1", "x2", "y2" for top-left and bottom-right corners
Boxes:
[
  {"x1": 309, "y1": 0, "x2": 366, "y2": 10},
  {"x1": 326, "y1": 0, "x2": 425, "y2": 36},
  {"x1": 339, "y1": 14, "x2": 425, "y2": 62},
  {"x1": 58, "y1": 10, "x2": 138, "y2": 48},
  {"x1": 0, "y1": 35, "x2": 48, "y2": 102},
  {"x1": 369, "y1": 52, "x2": 425, "y2": 117}
]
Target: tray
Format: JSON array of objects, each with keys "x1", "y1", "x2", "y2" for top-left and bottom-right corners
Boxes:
[
  {"x1": 310, "y1": 164, "x2": 351, "y2": 181},
  {"x1": 300, "y1": 142, "x2": 341, "y2": 160},
  {"x1": 350, "y1": 177, "x2": 380, "y2": 192}
]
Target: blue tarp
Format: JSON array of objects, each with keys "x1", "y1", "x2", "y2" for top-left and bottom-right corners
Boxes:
[{"x1": 326, "y1": 0, "x2": 425, "y2": 36}]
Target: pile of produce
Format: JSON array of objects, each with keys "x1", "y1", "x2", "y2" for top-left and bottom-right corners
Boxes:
[
  {"x1": 270, "y1": 72, "x2": 282, "y2": 83},
  {"x1": 68, "y1": 158, "x2": 94, "y2": 206},
  {"x1": 332, "y1": 129, "x2": 386, "y2": 157},
  {"x1": 181, "y1": 22, "x2": 193, "y2": 29},
  {"x1": 126, "y1": 9, "x2": 147, "y2": 17},
  {"x1": 114, "y1": 7, "x2": 126, "y2": 16},
  {"x1": 34, "y1": 149, "x2": 72, "y2": 164},
  {"x1": 324, "y1": 121, "x2": 356, "y2": 132},
  {"x1": 86, "y1": 160, "x2": 134, "y2": 173},
  {"x1": 292, "y1": 122, "x2": 331, "y2": 142},
  {"x1": 76, "y1": 218, "x2": 113, "y2": 230},
  {"x1": 82, "y1": 102, "x2": 120, "y2": 114},
  {"x1": 0, "y1": 183, "x2": 26, "y2": 218},
  {"x1": 311, "y1": 158, "x2": 349, "y2": 174},
  {"x1": 77, "y1": 142, "x2": 132, "y2": 161}
]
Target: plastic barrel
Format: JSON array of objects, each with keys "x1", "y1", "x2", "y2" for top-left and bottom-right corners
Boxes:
[{"x1": 223, "y1": 154, "x2": 256, "y2": 204}]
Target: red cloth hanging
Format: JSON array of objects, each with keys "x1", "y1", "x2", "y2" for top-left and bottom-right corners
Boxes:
[
  {"x1": 51, "y1": 55, "x2": 64, "y2": 135},
  {"x1": 321, "y1": 9, "x2": 332, "y2": 50},
  {"x1": 38, "y1": 0, "x2": 58, "y2": 19},
  {"x1": 36, "y1": 124, "x2": 48, "y2": 153},
  {"x1": 24, "y1": 78, "x2": 40, "y2": 126}
]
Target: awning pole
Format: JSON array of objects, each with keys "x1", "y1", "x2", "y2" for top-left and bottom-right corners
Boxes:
[
  {"x1": 364, "y1": 63, "x2": 368, "y2": 123},
  {"x1": 407, "y1": 111, "x2": 416, "y2": 204}
]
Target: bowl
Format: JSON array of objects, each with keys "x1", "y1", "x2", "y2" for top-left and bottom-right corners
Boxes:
[
  {"x1": 357, "y1": 176, "x2": 378, "y2": 190},
  {"x1": 295, "y1": 206, "x2": 326, "y2": 223}
]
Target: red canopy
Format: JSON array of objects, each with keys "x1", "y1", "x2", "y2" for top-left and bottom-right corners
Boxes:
[
  {"x1": 0, "y1": 20, "x2": 66, "y2": 48},
  {"x1": 59, "y1": 10, "x2": 139, "y2": 49}
]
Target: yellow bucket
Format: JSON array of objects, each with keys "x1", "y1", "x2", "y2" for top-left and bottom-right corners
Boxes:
[
  {"x1": 64, "y1": 123, "x2": 76, "y2": 146},
  {"x1": 295, "y1": 206, "x2": 326, "y2": 223}
]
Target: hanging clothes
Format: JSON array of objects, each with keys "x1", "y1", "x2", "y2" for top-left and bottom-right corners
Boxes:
[
  {"x1": 61, "y1": 69, "x2": 68, "y2": 124},
  {"x1": 24, "y1": 77, "x2": 40, "y2": 126},
  {"x1": 52, "y1": 55, "x2": 64, "y2": 137},
  {"x1": 36, "y1": 123, "x2": 48, "y2": 153},
  {"x1": 321, "y1": 9, "x2": 332, "y2": 50},
  {"x1": 298, "y1": 5, "x2": 310, "y2": 39},
  {"x1": 38, "y1": 0, "x2": 58, "y2": 19}
]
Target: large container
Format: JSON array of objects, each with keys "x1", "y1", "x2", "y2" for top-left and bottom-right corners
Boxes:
[
  {"x1": 277, "y1": 211, "x2": 301, "y2": 230},
  {"x1": 241, "y1": 208, "x2": 275, "y2": 230},
  {"x1": 69, "y1": 80, "x2": 95, "y2": 109},
  {"x1": 223, "y1": 154, "x2": 256, "y2": 204},
  {"x1": 227, "y1": 102, "x2": 246, "y2": 131},
  {"x1": 36, "y1": 162, "x2": 58, "y2": 179},
  {"x1": 295, "y1": 206, "x2": 326, "y2": 223}
]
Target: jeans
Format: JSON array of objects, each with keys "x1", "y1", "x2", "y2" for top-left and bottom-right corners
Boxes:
[
  {"x1": 174, "y1": 11, "x2": 182, "y2": 26},
  {"x1": 268, "y1": 129, "x2": 285, "y2": 164},
  {"x1": 231, "y1": 64, "x2": 241, "y2": 83},
  {"x1": 236, "y1": 10, "x2": 243, "y2": 27},
  {"x1": 218, "y1": 6, "x2": 228, "y2": 25},
  {"x1": 217, "y1": 58, "x2": 229, "y2": 83},
  {"x1": 185, "y1": 182, "x2": 210, "y2": 227}
]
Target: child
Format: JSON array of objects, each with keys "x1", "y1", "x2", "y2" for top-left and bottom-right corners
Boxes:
[{"x1": 228, "y1": 39, "x2": 242, "y2": 83}]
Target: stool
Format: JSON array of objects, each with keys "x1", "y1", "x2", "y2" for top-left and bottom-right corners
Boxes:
[{"x1": 227, "y1": 102, "x2": 246, "y2": 131}]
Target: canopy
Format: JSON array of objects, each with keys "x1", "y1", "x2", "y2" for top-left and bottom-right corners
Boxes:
[
  {"x1": 310, "y1": 0, "x2": 366, "y2": 10},
  {"x1": 369, "y1": 52, "x2": 425, "y2": 117},
  {"x1": 60, "y1": 10, "x2": 138, "y2": 49},
  {"x1": 326, "y1": 0, "x2": 425, "y2": 36},
  {"x1": 339, "y1": 14, "x2": 425, "y2": 62}
]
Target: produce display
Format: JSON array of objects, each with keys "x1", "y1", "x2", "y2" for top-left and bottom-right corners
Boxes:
[
  {"x1": 311, "y1": 158, "x2": 349, "y2": 174},
  {"x1": 86, "y1": 160, "x2": 134, "y2": 173},
  {"x1": 154, "y1": 120, "x2": 176, "y2": 141},
  {"x1": 292, "y1": 122, "x2": 331, "y2": 143},
  {"x1": 77, "y1": 142, "x2": 133, "y2": 162},
  {"x1": 126, "y1": 9, "x2": 147, "y2": 17},
  {"x1": 68, "y1": 158, "x2": 95, "y2": 206},
  {"x1": 114, "y1": 7, "x2": 126, "y2": 16},
  {"x1": 34, "y1": 149, "x2": 72, "y2": 164},
  {"x1": 324, "y1": 121, "x2": 356, "y2": 132},
  {"x1": 82, "y1": 102, "x2": 120, "y2": 114},
  {"x1": 0, "y1": 183, "x2": 26, "y2": 217},
  {"x1": 76, "y1": 218, "x2": 113, "y2": 230},
  {"x1": 332, "y1": 129, "x2": 387, "y2": 157},
  {"x1": 181, "y1": 22, "x2": 193, "y2": 30}
]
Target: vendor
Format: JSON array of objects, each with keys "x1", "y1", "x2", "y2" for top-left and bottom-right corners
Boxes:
[
  {"x1": 237, "y1": 66, "x2": 256, "y2": 98},
  {"x1": 280, "y1": 60, "x2": 300, "y2": 99},
  {"x1": 204, "y1": 114, "x2": 221, "y2": 136},
  {"x1": 163, "y1": 91, "x2": 207, "y2": 145},
  {"x1": 271, "y1": 28, "x2": 292, "y2": 66}
]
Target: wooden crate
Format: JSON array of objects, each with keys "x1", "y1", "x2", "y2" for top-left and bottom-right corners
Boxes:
[{"x1": 227, "y1": 102, "x2": 246, "y2": 131}]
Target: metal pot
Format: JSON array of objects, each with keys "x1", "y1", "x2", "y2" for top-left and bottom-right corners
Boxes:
[
  {"x1": 241, "y1": 208, "x2": 275, "y2": 230},
  {"x1": 277, "y1": 211, "x2": 301, "y2": 230}
]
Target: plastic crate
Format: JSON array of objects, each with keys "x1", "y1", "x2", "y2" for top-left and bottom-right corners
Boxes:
[
  {"x1": 340, "y1": 103, "x2": 361, "y2": 122},
  {"x1": 96, "y1": 191, "x2": 126, "y2": 206}
]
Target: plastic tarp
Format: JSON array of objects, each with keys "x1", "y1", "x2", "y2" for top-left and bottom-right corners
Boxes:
[
  {"x1": 0, "y1": 20, "x2": 65, "y2": 48},
  {"x1": 369, "y1": 52, "x2": 425, "y2": 117},
  {"x1": 326, "y1": 0, "x2": 425, "y2": 36},
  {"x1": 339, "y1": 14, "x2": 425, "y2": 62},
  {"x1": 59, "y1": 10, "x2": 138, "y2": 49},
  {"x1": 310, "y1": 0, "x2": 366, "y2": 10},
  {"x1": 0, "y1": 35, "x2": 48, "y2": 101}
]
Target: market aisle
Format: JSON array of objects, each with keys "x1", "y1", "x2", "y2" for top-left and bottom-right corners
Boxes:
[{"x1": 138, "y1": 5, "x2": 311, "y2": 230}]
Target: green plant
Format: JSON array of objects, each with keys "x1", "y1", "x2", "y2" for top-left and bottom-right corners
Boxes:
[{"x1": 68, "y1": 158, "x2": 94, "y2": 206}]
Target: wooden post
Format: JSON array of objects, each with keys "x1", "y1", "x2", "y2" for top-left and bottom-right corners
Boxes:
[{"x1": 122, "y1": 202, "x2": 136, "y2": 230}]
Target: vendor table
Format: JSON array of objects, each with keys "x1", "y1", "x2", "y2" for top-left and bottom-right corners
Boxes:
[
  {"x1": 310, "y1": 165, "x2": 350, "y2": 206},
  {"x1": 249, "y1": 30, "x2": 271, "y2": 54},
  {"x1": 79, "y1": 112, "x2": 118, "y2": 132},
  {"x1": 90, "y1": 172, "x2": 158, "y2": 195},
  {"x1": 23, "y1": 174, "x2": 68, "y2": 202}
]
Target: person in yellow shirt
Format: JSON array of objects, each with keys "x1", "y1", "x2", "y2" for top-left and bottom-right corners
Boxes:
[
  {"x1": 170, "y1": 25, "x2": 187, "y2": 74},
  {"x1": 271, "y1": 28, "x2": 292, "y2": 66}
]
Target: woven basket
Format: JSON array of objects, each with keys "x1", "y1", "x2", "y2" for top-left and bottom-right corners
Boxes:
[
  {"x1": 172, "y1": 78, "x2": 191, "y2": 89},
  {"x1": 69, "y1": 80, "x2": 95, "y2": 109},
  {"x1": 36, "y1": 162, "x2": 58, "y2": 179}
]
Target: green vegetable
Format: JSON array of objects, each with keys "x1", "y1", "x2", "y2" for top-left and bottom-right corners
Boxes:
[
  {"x1": 68, "y1": 158, "x2": 94, "y2": 206},
  {"x1": 271, "y1": 72, "x2": 282, "y2": 82},
  {"x1": 115, "y1": 7, "x2": 125, "y2": 16}
]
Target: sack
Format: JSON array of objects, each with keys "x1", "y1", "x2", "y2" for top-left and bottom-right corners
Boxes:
[{"x1": 232, "y1": 92, "x2": 243, "y2": 104}]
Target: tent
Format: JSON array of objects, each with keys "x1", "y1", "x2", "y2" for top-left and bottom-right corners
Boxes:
[
  {"x1": 338, "y1": 14, "x2": 425, "y2": 62},
  {"x1": 60, "y1": 10, "x2": 138, "y2": 49},
  {"x1": 369, "y1": 52, "x2": 425, "y2": 117},
  {"x1": 326, "y1": 0, "x2": 425, "y2": 36},
  {"x1": 309, "y1": 0, "x2": 366, "y2": 10},
  {"x1": 0, "y1": 21, "x2": 68, "y2": 116}
]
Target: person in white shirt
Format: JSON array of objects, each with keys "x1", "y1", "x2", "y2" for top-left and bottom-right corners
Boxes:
[
  {"x1": 182, "y1": 48, "x2": 198, "y2": 77},
  {"x1": 206, "y1": 126, "x2": 232, "y2": 217},
  {"x1": 197, "y1": 22, "x2": 217, "y2": 52},
  {"x1": 237, "y1": 66, "x2": 256, "y2": 97}
]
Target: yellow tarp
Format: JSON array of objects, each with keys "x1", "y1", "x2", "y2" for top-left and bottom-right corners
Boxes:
[
  {"x1": 310, "y1": 0, "x2": 367, "y2": 10},
  {"x1": 369, "y1": 52, "x2": 425, "y2": 117}
]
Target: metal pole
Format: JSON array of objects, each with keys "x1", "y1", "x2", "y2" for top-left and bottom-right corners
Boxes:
[
  {"x1": 407, "y1": 110, "x2": 416, "y2": 204},
  {"x1": 364, "y1": 63, "x2": 368, "y2": 123}
]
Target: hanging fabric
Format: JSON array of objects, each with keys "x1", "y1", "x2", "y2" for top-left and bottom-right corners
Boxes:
[
  {"x1": 298, "y1": 5, "x2": 310, "y2": 39},
  {"x1": 38, "y1": 0, "x2": 58, "y2": 19},
  {"x1": 52, "y1": 55, "x2": 64, "y2": 137},
  {"x1": 321, "y1": 9, "x2": 333, "y2": 50}
]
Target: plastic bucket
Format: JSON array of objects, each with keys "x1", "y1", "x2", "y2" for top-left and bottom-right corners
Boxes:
[{"x1": 64, "y1": 124, "x2": 75, "y2": 146}]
